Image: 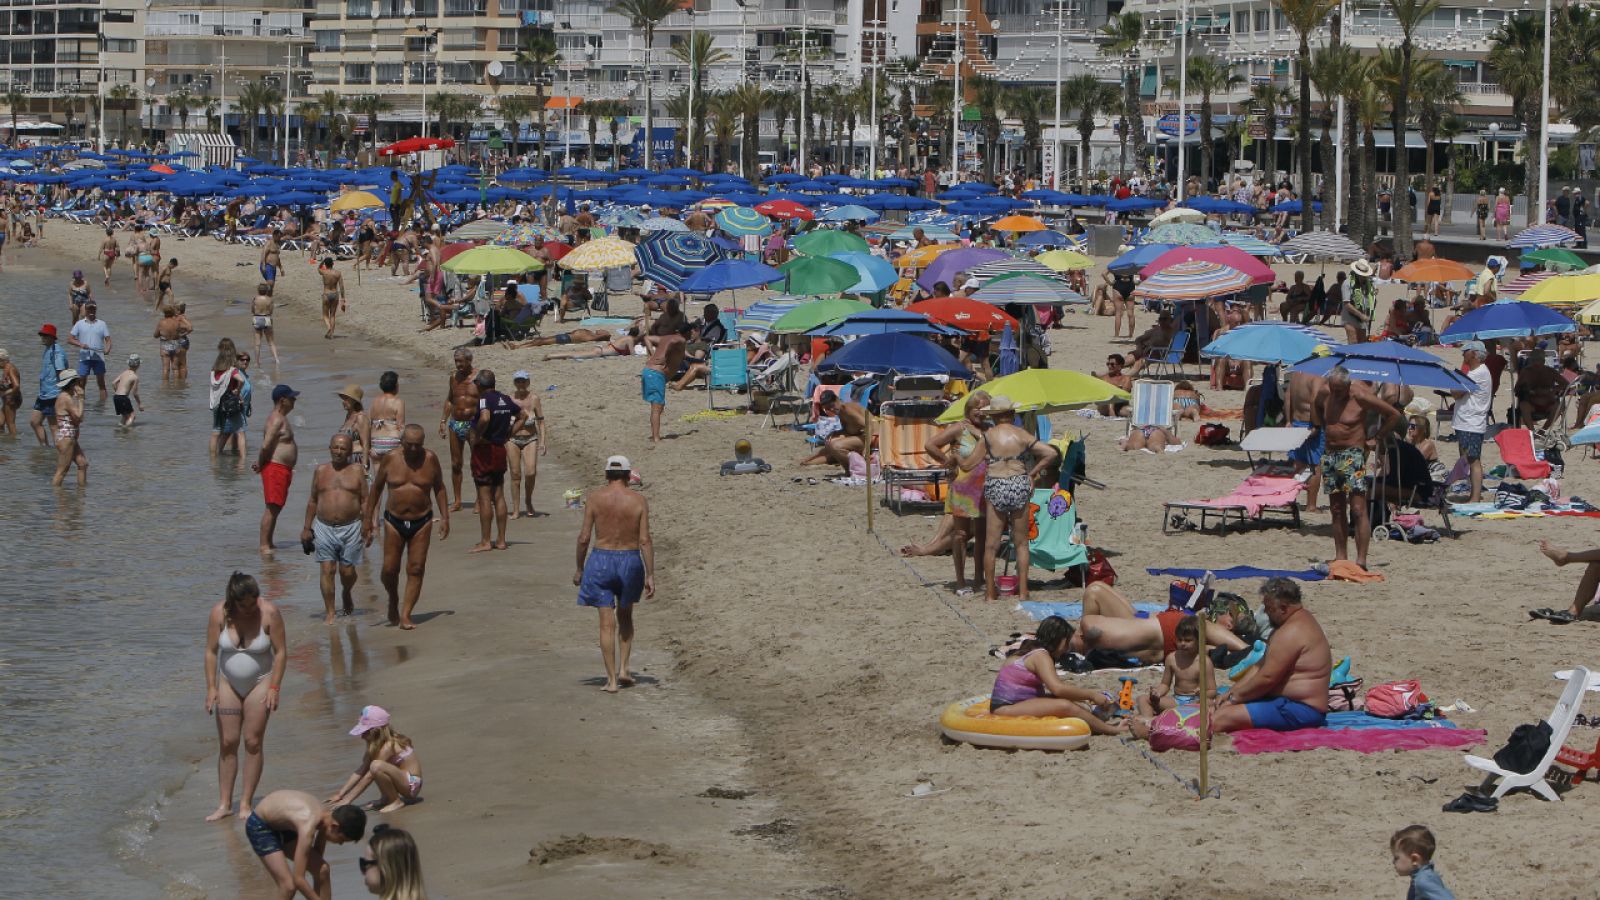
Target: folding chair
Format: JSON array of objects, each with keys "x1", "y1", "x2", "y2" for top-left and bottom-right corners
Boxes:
[
  {"x1": 1002, "y1": 487, "x2": 1090, "y2": 581},
  {"x1": 1127, "y1": 379, "x2": 1177, "y2": 441},
  {"x1": 1493, "y1": 428, "x2": 1552, "y2": 479},
  {"x1": 1464, "y1": 666, "x2": 1588, "y2": 802},
  {"x1": 749, "y1": 352, "x2": 801, "y2": 429},
  {"x1": 877, "y1": 398, "x2": 949, "y2": 513},
  {"x1": 707, "y1": 344, "x2": 750, "y2": 410},
  {"x1": 1143, "y1": 330, "x2": 1191, "y2": 380}
]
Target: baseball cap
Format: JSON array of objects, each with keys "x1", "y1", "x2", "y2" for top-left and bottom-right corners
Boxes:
[
  {"x1": 38, "y1": 323, "x2": 57, "y2": 338},
  {"x1": 605, "y1": 455, "x2": 631, "y2": 473},
  {"x1": 271, "y1": 384, "x2": 300, "y2": 402},
  {"x1": 348, "y1": 705, "x2": 390, "y2": 736},
  {"x1": 512, "y1": 369, "x2": 531, "y2": 382},
  {"x1": 1461, "y1": 340, "x2": 1487, "y2": 354}
]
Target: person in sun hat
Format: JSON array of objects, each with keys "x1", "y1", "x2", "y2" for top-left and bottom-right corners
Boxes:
[
  {"x1": 327, "y1": 705, "x2": 425, "y2": 813},
  {"x1": 574, "y1": 454, "x2": 655, "y2": 693},
  {"x1": 1342, "y1": 259, "x2": 1377, "y2": 344},
  {"x1": 50, "y1": 369, "x2": 88, "y2": 487},
  {"x1": 335, "y1": 383, "x2": 370, "y2": 468}
]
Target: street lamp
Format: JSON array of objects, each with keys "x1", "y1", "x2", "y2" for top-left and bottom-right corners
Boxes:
[
  {"x1": 1537, "y1": 0, "x2": 1552, "y2": 226},
  {"x1": 404, "y1": 3, "x2": 442, "y2": 140},
  {"x1": 943, "y1": 3, "x2": 968, "y2": 184},
  {"x1": 863, "y1": 19, "x2": 887, "y2": 179},
  {"x1": 1050, "y1": 0, "x2": 1066, "y2": 190}
]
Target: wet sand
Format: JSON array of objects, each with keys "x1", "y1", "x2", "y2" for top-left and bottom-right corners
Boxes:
[{"x1": 32, "y1": 220, "x2": 1600, "y2": 897}]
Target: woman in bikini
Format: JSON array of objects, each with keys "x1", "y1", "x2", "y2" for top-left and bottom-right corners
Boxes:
[
  {"x1": 68, "y1": 269, "x2": 92, "y2": 323},
  {"x1": 506, "y1": 371, "x2": 547, "y2": 518},
  {"x1": 203, "y1": 572, "x2": 287, "y2": 822},
  {"x1": 336, "y1": 384, "x2": 372, "y2": 470},
  {"x1": 328, "y1": 705, "x2": 424, "y2": 814},
  {"x1": 0, "y1": 348, "x2": 20, "y2": 435},
  {"x1": 174, "y1": 304, "x2": 195, "y2": 379},
  {"x1": 958, "y1": 395, "x2": 1059, "y2": 603},
  {"x1": 914, "y1": 390, "x2": 990, "y2": 595},
  {"x1": 100, "y1": 228, "x2": 119, "y2": 285},
  {"x1": 368, "y1": 371, "x2": 405, "y2": 469}
]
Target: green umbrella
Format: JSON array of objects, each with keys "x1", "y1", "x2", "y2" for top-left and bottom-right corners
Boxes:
[
  {"x1": 779, "y1": 255, "x2": 861, "y2": 295},
  {"x1": 441, "y1": 245, "x2": 545, "y2": 275},
  {"x1": 792, "y1": 229, "x2": 871, "y2": 257},
  {"x1": 1523, "y1": 247, "x2": 1588, "y2": 271},
  {"x1": 770, "y1": 298, "x2": 873, "y2": 334}
]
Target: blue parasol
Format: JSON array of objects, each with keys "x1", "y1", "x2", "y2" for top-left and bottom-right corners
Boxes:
[
  {"x1": 1201, "y1": 321, "x2": 1341, "y2": 365},
  {"x1": 678, "y1": 258, "x2": 783, "y2": 294},
  {"x1": 996, "y1": 323, "x2": 1020, "y2": 376},
  {"x1": 1288, "y1": 340, "x2": 1473, "y2": 391},
  {"x1": 810, "y1": 309, "x2": 961, "y2": 338},
  {"x1": 1438, "y1": 300, "x2": 1577, "y2": 342},
  {"x1": 828, "y1": 252, "x2": 900, "y2": 294},
  {"x1": 815, "y1": 332, "x2": 973, "y2": 378}
]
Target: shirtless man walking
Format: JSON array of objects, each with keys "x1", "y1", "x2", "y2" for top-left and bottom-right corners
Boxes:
[
  {"x1": 302, "y1": 433, "x2": 368, "y2": 623},
  {"x1": 575, "y1": 456, "x2": 655, "y2": 692},
  {"x1": 318, "y1": 257, "x2": 345, "y2": 339},
  {"x1": 260, "y1": 231, "x2": 283, "y2": 296},
  {"x1": 1286, "y1": 370, "x2": 1327, "y2": 512},
  {"x1": 1312, "y1": 366, "x2": 1402, "y2": 570},
  {"x1": 244, "y1": 789, "x2": 365, "y2": 900},
  {"x1": 254, "y1": 385, "x2": 300, "y2": 554},
  {"x1": 642, "y1": 321, "x2": 690, "y2": 443},
  {"x1": 251, "y1": 282, "x2": 280, "y2": 366},
  {"x1": 365, "y1": 424, "x2": 449, "y2": 629},
  {"x1": 1209, "y1": 578, "x2": 1332, "y2": 733},
  {"x1": 439, "y1": 348, "x2": 480, "y2": 510}
]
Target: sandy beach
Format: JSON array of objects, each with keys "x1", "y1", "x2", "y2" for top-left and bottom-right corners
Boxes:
[{"x1": 25, "y1": 219, "x2": 1600, "y2": 898}]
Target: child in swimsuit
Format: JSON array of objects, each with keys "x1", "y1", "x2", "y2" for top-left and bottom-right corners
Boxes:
[
  {"x1": 988, "y1": 616, "x2": 1125, "y2": 735},
  {"x1": 1172, "y1": 380, "x2": 1203, "y2": 421},
  {"x1": 1135, "y1": 614, "x2": 1217, "y2": 718},
  {"x1": 327, "y1": 706, "x2": 424, "y2": 813}
]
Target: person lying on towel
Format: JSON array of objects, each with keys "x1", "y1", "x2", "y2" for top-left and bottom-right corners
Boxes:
[{"x1": 1207, "y1": 577, "x2": 1332, "y2": 733}]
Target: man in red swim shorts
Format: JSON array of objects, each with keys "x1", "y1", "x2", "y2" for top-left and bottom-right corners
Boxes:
[{"x1": 254, "y1": 384, "x2": 300, "y2": 554}]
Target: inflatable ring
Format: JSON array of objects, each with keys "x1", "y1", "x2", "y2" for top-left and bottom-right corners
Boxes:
[{"x1": 939, "y1": 696, "x2": 1092, "y2": 751}]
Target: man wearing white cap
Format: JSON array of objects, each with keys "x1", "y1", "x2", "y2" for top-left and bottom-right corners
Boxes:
[
  {"x1": 1451, "y1": 340, "x2": 1492, "y2": 503},
  {"x1": 574, "y1": 455, "x2": 654, "y2": 693}
]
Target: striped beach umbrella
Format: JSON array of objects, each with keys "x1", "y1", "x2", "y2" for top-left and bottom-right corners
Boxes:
[
  {"x1": 638, "y1": 215, "x2": 690, "y2": 233},
  {"x1": 1281, "y1": 230, "x2": 1364, "y2": 261},
  {"x1": 966, "y1": 257, "x2": 1061, "y2": 284},
  {"x1": 736, "y1": 298, "x2": 807, "y2": 334},
  {"x1": 634, "y1": 232, "x2": 725, "y2": 289},
  {"x1": 1133, "y1": 260, "x2": 1253, "y2": 301},
  {"x1": 694, "y1": 197, "x2": 738, "y2": 211},
  {"x1": 714, "y1": 206, "x2": 773, "y2": 237},
  {"x1": 558, "y1": 236, "x2": 638, "y2": 271},
  {"x1": 599, "y1": 207, "x2": 645, "y2": 228},
  {"x1": 1145, "y1": 223, "x2": 1220, "y2": 246},
  {"x1": 1509, "y1": 224, "x2": 1580, "y2": 249},
  {"x1": 1217, "y1": 232, "x2": 1284, "y2": 257},
  {"x1": 1500, "y1": 270, "x2": 1558, "y2": 295},
  {"x1": 1139, "y1": 246, "x2": 1274, "y2": 284},
  {"x1": 971, "y1": 272, "x2": 1087, "y2": 306}
]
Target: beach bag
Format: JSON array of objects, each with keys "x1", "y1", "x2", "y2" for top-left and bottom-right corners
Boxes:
[
  {"x1": 1195, "y1": 423, "x2": 1231, "y2": 446},
  {"x1": 1168, "y1": 579, "x2": 1213, "y2": 610},
  {"x1": 1492, "y1": 721, "x2": 1553, "y2": 774},
  {"x1": 1148, "y1": 707, "x2": 1203, "y2": 753},
  {"x1": 1365, "y1": 680, "x2": 1428, "y2": 719},
  {"x1": 1328, "y1": 677, "x2": 1366, "y2": 712},
  {"x1": 1494, "y1": 482, "x2": 1529, "y2": 509},
  {"x1": 1085, "y1": 549, "x2": 1117, "y2": 587}
]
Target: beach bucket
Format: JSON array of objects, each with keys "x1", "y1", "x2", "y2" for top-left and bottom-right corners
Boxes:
[
  {"x1": 562, "y1": 489, "x2": 583, "y2": 509},
  {"x1": 996, "y1": 575, "x2": 1019, "y2": 596}
]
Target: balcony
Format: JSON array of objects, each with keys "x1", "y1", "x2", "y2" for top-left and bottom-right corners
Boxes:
[{"x1": 145, "y1": 24, "x2": 309, "y2": 39}]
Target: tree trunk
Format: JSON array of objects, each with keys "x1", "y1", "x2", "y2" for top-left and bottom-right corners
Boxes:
[
  {"x1": 1422, "y1": 132, "x2": 1437, "y2": 227},
  {"x1": 1361, "y1": 127, "x2": 1376, "y2": 245},
  {"x1": 1297, "y1": 36, "x2": 1314, "y2": 233},
  {"x1": 1121, "y1": 68, "x2": 1137, "y2": 177},
  {"x1": 1200, "y1": 93, "x2": 1214, "y2": 189},
  {"x1": 1080, "y1": 129, "x2": 1092, "y2": 188},
  {"x1": 1345, "y1": 102, "x2": 1363, "y2": 241},
  {"x1": 1525, "y1": 123, "x2": 1542, "y2": 226},
  {"x1": 1318, "y1": 107, "x2": 1335, "y2": 231},
  {"x1": 1391, "y1": 41, "x2": 1414, "y2": 257}
]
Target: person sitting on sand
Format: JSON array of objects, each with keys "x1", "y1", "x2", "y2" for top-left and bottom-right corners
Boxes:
[
  {"x1": 1514, "y1": 348, "x2": 1565, "y2": 431},
  {"x1": 1073, "y1": 581, "x2": 1251, "y2": 664},
  {"x1": 1093, "y1": 353, "x2": 1132, "y2": 416},
  {"x1": 1207, "y1": 577, "x2": 1332, "y2": 733},
  {"x1": 990, "y1": 616, "x2": 1126, "y2": 735},
  {"x1": 799, "y1": 390, "x2": 867, "y2": 470},
  {"x1": 1126, "y1": 312, "x2": 1177, "y2": 376},
  {"x1": 1533, "y1": 540, "x2": 1600, "y2": 624},
  {"x1": 1135, "y1": 615, "x2": 1217, "y2": 718},
  {"x1": 245, "y1": 789, "x2": 365, "y2": 900},
  {"x1": 327, "y1": 705, "x2": 424, "y2": 813},
  {"x1": 537, "y1": 327, "x2": 641, "y2": 360}
]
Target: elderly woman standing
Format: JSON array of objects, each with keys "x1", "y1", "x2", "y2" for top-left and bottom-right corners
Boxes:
[
  {"x1": 922, "y1": 390, "x2": 990, "y2": 596},
  {"x1": 959, "y1": 395, "x2": 1058, "y2": 603}
]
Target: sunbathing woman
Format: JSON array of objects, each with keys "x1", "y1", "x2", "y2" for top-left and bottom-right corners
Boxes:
[
  {"x1": 538, "y1": 327, "x2": 641, "y2": 360},
  {"x1": 990, "y1": 616, "x2": 1126, "y2": 735},
  {"x1": 1072, "y1": 582, "x2": 1252, "y2": 664},
  {"x1": 1172, "y1": 381, "x2": 1203, "y2": 422},
  {"x1": 328, "y1": 706, "x2": 424, "y2": 814},
  {"x1": 959, "y1": 395, "x2": 1058, "y2": 603}
]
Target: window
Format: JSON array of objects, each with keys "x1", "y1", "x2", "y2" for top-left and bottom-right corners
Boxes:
[
  {"x1": 376, "y1": 62, "x2": 404, "y2": 83},
  {"x1": 315, "y1": 30, "x2": 341, "y2": 51},
  {"x1": 1253, "y1": 10, "x2": 1268, "y2": 32},
  {"x1": 346, "y1": 0, "x2": 372, "y2": 18},
  {"x1": 105, "y1": 38, "x2": 138, "y2": 53},
  {"x1": 345, "y1": 63, "x2": 372, "y2": 83},
  {"x1": 103, "y1": 10, "x2": 134, "y2": 24},
  {"x1": 444, "y1": 0, "x2": 486, "y2": 16}
]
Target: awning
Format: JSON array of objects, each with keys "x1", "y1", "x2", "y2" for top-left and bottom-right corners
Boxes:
[
  {"x1": 1443, "y1": 59, "x2": 1477, "y2": 68},
  {"x1": 544, "y1": 96, "x2": 582, "y2": 110}
]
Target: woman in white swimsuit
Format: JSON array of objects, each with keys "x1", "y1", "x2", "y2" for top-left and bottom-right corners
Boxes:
[{"x1": 203, "y1": 572, "x2": 287, "y2": 822}]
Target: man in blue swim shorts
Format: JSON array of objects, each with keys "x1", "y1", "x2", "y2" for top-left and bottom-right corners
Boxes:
[
  {"x1": 1208, "y1": 577, "x2": 1332, "y2": 733},
  {"x1": 575, "y1": 455, "x2": 655, "y2": 693},
  {"x1": 1286, "y1": 370, "x2": 1326, "y2": 511},
  {"x1": 246, "y1": 790, "x2": 365, "y2": 899}
]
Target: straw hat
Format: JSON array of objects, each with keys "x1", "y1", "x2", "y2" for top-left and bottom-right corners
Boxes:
[
  {"x1": 336, "y1": 384, "x2": 365, "y2": 406},
  {"x1": 1350, "y1": 259, "x2": 1375, "y2": 278},
  {"x1": 984, "y1": 395, "x2": 1018, "y2": 417},
  {"x1": 56, "y1": 369, "x2": 81, "y2": 390}
]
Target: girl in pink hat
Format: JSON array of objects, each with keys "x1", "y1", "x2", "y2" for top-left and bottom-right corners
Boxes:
[{"x1": 327, "y1": 706, "x2": 424, "y2": 813}]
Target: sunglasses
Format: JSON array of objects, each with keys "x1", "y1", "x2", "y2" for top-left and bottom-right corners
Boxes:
[{"x1": 358, "y1": 857, "x2": 377, "y2": 874}]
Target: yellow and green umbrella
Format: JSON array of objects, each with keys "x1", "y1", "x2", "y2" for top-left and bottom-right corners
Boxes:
[
  {"x1": 440, "y1": 245, "x2": 544, "y2": 275},
  {"x1": 770, "y1": 297, "x2": 872, "y2": 334},
  {"x1": 1033, "y1": 249, "x2": 1095, "y2": 272},
  {"x1": 936, "y1": 369, "x2": 1129, "y2": 423}
]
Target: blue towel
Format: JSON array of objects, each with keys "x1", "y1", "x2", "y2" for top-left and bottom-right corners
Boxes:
[
  {"x1": 1145, "y1": 565, "x2": 1327, "y2": 582},
  {"x1": 1322, "y1": 711, "x2": 1458, "y2": 731},
  {"x1": 1019, "y1": 601, "x2": 1165, "y2": 622}
]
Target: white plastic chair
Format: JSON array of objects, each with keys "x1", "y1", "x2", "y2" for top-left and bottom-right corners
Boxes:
[{"x1": 1463, "y1": 665, "x2": 1588, "y2": 801}]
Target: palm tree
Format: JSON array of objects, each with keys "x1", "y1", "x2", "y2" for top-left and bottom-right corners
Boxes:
[
  {"x1": 1489, "y1": 14, "x2": 1545, "y2": 226},
  {"x1": 725, "y1": 82, "x2": 766, "y2": 179},
  {"x1": 1100, "y1": 11, "x2": 1148, "y2": 178},
  {"x1": 1437, "y1": 112, "x2": 1468, "y2": 223},
  {"x1": 296, "y1": 102, "x2": 322, "y2": 160},
  {"x1": 1276, "y1": 0, "x2": 1339, "y2": 234},
  {"x1": 516, "y1": 30, "x2": 560, "y2": 167},
  {"x1": 497, "y1": 95, "x2": 535, "y2": 158},
  {"x1": 1352, "y1": 76, "x2": 1386, "y2": 245},
  {"x1": 1166, "y1": 54, "x2": 1244, "y2": 189},
  {"x1": 589, "y1": 99, "x2": 629, "y2": 170},
  {"x1": 348, "y1": 94, "x2": 394, "y2": 155},
  {"x1": 967, "y1": 75, "x2": 1006, "y2": 184},
  {"x1": 108, "y1": 84, "x2": 136, "y2": 146},
  {"x1": 671, "y1": 29, "x2": 730, "y2": 168},
  {"x1": 708, "y1": 91, "x2": 738, "y2": 171},
  {"x1": 258, "y1": 83, "x2": 284, "y2": 159},
  {"x1": 1412, "y1": 61, "x2": 1461, "y2": 220},
  {"x1": 434, "y1": 93, "x2": 481, "y2": 142},
  {"x1": 169, "y1": 87, "x2": 194, "y2": 133},
  {"x1": 1005, "y1": 86, "x2": 1048, "y2": 179},
  {"x1": 4, "y1": 89, "x2": 24, "y2": 142},
  {"x1": 609, "y1": 0, "x2": 679, "y2": 170},
  {"x1": 926, "y1": 81, "x2": 954, "y2": 172},
  {"x1": 1381, "y1": 0, "x2": 1439, "y2": 255},
  {"x1": 892, "y1": 57, "x2": 923, "y2": 171},
  {"x1": 1063, "y1": 75, "x2": 1114, "y2": 189},
  {"x1": 663, "y1": 91, "x2": 706, "y2": 170},
  {"x1": 767, "y1": 89, "x2": 796, "y2": 166},
  {"x1": 233, "y1": 81, "x2": 267, "y2": 155},
  {"x1": 1310, "y1": 44, "x2": 1359, "y2": 231}
]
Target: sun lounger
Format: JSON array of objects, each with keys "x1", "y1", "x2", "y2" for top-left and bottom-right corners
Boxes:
[
  {"x1": 1463, "y1": 666, "x2": 1588, "y2": 802},
  {"x1": 1493, "y1": 428, "x2": 1552, "y2": 480},
  {"x1": 1163, "y1": 474, "x2": 1304, "y2": 535},
  {"x1": 878, "y1": 399, "x2": 949, "y2": 513},
  {"x1": 1240, "y1": 426, "x2": 1313, "y2": 472}
]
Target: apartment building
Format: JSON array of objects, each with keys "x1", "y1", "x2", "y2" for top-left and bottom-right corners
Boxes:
[{"x1": 0, "y1": 0, "x2": 142, "y2": 142}]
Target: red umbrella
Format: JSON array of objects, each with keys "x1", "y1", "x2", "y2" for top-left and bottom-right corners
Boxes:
[
  {"x1": 907, "y1": 297, "x2": 1019, "y2": 337},
  {"x1": 378, "y1": 136, "x2": 457, "y2": 157},
  {"x1": 438, "y1": 241, "x2": 480, "y2": 264},
  {"x1": 539, "y1": 241, "x2": 573, "y2": 262},
  {"x1": 755, "y1": 199, "x2": 815, "y2": 221},
  {"x1": 1138, "y1": 245, "x2": 1274, "y2": 284}
]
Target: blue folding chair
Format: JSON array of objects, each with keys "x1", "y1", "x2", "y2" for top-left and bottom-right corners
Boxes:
[
  {"x1": 707, "y1": 344, "x2": 749, "y2": 409},
  {"x1": 1144, "y1": 329, "x2": 1190, "y2": 380}
]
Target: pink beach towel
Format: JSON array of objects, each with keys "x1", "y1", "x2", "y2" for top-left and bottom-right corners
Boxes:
[
  {"x1": 1231, "y1": 727, "x2": 1487, "y2": 755},
  {"x1": 1192, "y1": 475, "x2": 1303, "y2": 516}
]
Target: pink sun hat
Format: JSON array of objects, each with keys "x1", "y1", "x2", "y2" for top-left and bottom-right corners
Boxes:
[{"x1": 349, "y1": 705, "x2": 390, "y2": 736}]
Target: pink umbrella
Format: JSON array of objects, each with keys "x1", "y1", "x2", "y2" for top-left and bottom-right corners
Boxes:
[{"x1": 1139, "y1": 245, "x2": 1274, "y2": 285}]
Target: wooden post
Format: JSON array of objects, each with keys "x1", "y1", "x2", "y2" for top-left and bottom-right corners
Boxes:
[
  {"x1": 865, "y1": 411, "x2": 875, "y2": 533},
  {"x1": 1196, "y1": 609, "x2": 1210, "y2": 797}
]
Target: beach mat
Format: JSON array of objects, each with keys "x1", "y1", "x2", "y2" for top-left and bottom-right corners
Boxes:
[
  {"x1": 1145, "y1": 565, "x2": 1326, "y2": 582},
  {"x1": 1018, "y1": 601, "x2": 1165, "y2": 621},
  {"x1": 578, "y1": 317, "x2": 634, "y2": 328}
]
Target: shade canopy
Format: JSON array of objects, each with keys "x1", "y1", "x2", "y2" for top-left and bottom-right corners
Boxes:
[
  {"x1": 793, "y1": 229, "x2": 870, "y2": 257},
  {"x1": 810, "y1": 309, "x2": 960, "y2": 337},
  {"x1": 1140, "y1": 246, "x2": 1273, "y2": 284},
  {"x1": 1201, "y1": 321, "x2": 1341, "y2": 364},
  {"x1": 778, "y1": 255, "x2": 862, "y2": 295},
  {"x1": 770, "y1": 297, "x2": 873, "y2": 333}
]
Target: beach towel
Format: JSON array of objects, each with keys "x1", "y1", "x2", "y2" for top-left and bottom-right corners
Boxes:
[
  {"x1": 1231, "y1": 727, "x2": 1486, "y2": 755},
  {"x1": 1018, "y1": 600, "x2": 1165, "y2": 622},
  {"x1": 1146, "y1": 566, "x2": 1327, "y2": 582},
  {"x1": 1327, "y1": 560, "x2": 1384, "y2": 583},
  {"x1": 1182, "y1": 475, "x2": 1303, "y2": 516}
]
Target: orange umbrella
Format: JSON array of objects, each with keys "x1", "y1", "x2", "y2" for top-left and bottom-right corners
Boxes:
[
  {"x1": 896, "y1": 242, "x2": 960, "y2": 269},
  {"x1": 908, "y1": 296, "x2": 1019, "y2": 336},
  {"x1": 1393, "y1": 258, "x2": 1477, "y2": 283},
  {"x1": 989, "y1": 214, "x2": 1047, "y2": 232},
  {"x1": 149, "y1": 164, "x2": 176, "y2": 174}
]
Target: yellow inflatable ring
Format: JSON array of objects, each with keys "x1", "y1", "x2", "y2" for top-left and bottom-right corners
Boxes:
[{"x1": 939, "y1": 696, "x2": 1092, "y2": 751}]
